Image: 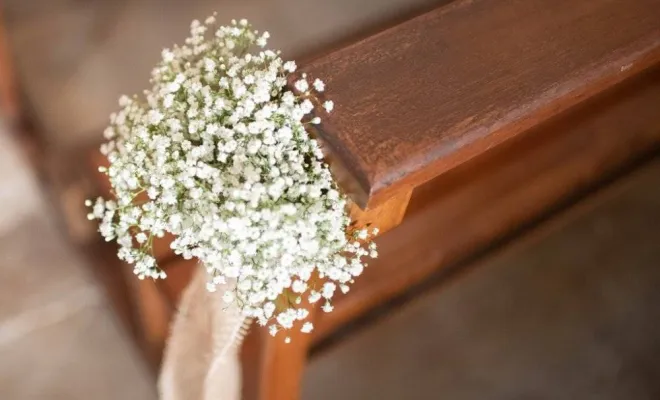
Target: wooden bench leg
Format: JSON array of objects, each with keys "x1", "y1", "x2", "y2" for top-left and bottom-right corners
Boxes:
[
  {"x1": 241, "y1": 307, "x2": 316, "y2": 400},
  {"x1": 239, "y1": 190, "x2": 412, "y2": 399},
  {"x1": 123, "y1": 262, "x2": 171, "y2": 368}
]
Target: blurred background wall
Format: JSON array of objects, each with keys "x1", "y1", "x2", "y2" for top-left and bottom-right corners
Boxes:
[{"x1": 2, "y1": 0, "x2": 437, "y2": 148}]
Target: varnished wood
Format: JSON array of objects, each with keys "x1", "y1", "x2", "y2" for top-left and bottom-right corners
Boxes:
[
  {"x1": 348, "y1": 188, "x2": 412, "y2": 235},
  {"x1": 311, "y1": 67, "x2": 660, "y2": 342},
  {"x1": 158, "y1": 259, "x2": 196, "y2": 307},
  {"x1": 123, "y1": 262, "x2": 172, "y2": 367},
  {"x1": 302, "y1": 0, "x2": 660, "y2": 208},
  {"x1": 241, "y1": 306, "x2": 317, "y2": 400}
]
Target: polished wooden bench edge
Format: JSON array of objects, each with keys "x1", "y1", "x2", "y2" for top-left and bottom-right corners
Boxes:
[{"x1": 301, "y1": 0, "x2": 660, "y2": 209}]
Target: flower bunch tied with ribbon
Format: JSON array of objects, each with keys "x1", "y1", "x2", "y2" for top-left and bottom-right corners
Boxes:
[{"x1": 87, "y1": 16, "x2": 377, "y2": 341}]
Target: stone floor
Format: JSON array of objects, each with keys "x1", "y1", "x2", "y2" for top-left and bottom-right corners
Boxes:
[{"x1": 0, "y1": 128, "x2": 157, "y2": 399}]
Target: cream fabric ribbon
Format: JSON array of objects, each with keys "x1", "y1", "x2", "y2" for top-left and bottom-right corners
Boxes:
[{"x1": 159, "y1": 268, "x2": 245, "y2": 400}]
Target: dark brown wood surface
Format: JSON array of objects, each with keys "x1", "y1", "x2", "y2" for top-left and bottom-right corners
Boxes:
[
  {"x1": 241, "y1": 304, "x2": 317, "y2": 400},
  {"x1": 303, "y1": 0, "x2": 660, "y2": 208},
  {"x1": 312, "y1": 67, "x2": 660, "y2": 342},
  {"x1": 158, "y1": 259, "x2": 195, "y2": 306},
  {"x1": 348, "y1": 188, "x2": 412, "y2": 235}
]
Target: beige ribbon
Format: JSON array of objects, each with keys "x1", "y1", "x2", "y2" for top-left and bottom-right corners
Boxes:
[{"x1": 159, "y1": 267, "x2": 245, "y2": 400}]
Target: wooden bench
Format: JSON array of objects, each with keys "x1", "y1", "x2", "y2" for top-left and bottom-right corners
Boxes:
[{"x1": 83, "y1": 0, "x2": 660, "y2": 398}]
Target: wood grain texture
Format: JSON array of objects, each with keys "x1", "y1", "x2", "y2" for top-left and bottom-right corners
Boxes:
[
  {"x1": 311, "y1": 67, "x2": 660, "y2": 342},
  {"x1": 302, "y1": 0, "x2": 660, "y2": 208}
]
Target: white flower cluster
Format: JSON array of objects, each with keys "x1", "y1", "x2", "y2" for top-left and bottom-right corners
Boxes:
[{"x1": 87, "y1": 16, "x2": 377, "y2": 338}]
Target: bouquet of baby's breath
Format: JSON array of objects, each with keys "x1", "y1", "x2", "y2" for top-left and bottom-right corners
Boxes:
[{"x1": 87, "y1": 16, "x2": 377, "y2": 340}]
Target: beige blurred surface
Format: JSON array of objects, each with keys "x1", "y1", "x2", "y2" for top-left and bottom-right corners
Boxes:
[
  {"x1": 3, "y1": 0, "x2": 440, "y2": 147},
  {"x1": 0, "y1": 126, "x2": 157, "y2": 399},
  {"x1": 0, "y1": 302, "x2": 157, "y2": 400}
]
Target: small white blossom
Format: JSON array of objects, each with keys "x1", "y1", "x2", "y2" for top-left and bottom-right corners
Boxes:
[
  {"x1": 308, "y1": 290, "x2": 322, "y2": 303},
  {"x1": 148, "y1": 110, "x2": 163, "y2": 125},
  {"x1": 301, "y1": 322, "x2": 314, "y2": 333},
  {"x1": 222, "y1": 290, "x2": 234, "y2": 303},
  {"x1": 256, "y1": 32, "x2": 269, "y2": 47},
  {"x1": 283, "y1": 61, "x2": 296, "y2": 73},
  {"x1": 162, "y1": 49, "x2": 175, "y2": 62},
  {"x1": 313, "y1": 79, "x2": 325, "y2": 92},
  {"x1": 269, "y1": 325, "x2": 278, "y2": 336},
  {"x1": 294, "y1": 79, "x2": 308, "y2": 92},
  {"x1": 322, "y1": 302, "x2": 334, "y2": 313},
  {"x1": 136, "y1": 232, "x2": 148, "y2": 244},
  {"x1": 323, "y1": 100, "x2": 334, "y2": 112},
  {"x1": 322, "y1": 282, "x2": 336, "y2": 298},
  {"x1": 292, "y1": 280, "x2": 307, "y2": 293}
]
